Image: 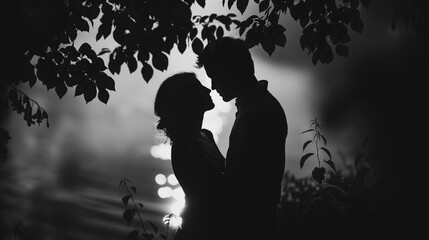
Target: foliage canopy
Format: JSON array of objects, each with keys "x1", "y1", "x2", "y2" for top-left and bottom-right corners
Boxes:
[{"x1": 1, "y1": 0, "x2": 428, "y2": 161}]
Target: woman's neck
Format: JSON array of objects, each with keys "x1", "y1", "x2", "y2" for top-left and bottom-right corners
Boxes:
[{"x1": 173, "y1": 112, "x2": 204, "y2": 141}]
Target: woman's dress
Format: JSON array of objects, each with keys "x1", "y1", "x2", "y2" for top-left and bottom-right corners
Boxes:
[{"x1": 171, "y1": 129, "x2": 225, "y2": 240}]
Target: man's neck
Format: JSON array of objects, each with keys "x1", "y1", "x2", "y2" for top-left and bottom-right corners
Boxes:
[{"x1": 236, "y1": 75, "x2": 258, "y2": 99}]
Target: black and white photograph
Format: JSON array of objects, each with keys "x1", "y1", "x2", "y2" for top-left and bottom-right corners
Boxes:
[{"x1": 1, "y1": 0, "x2": 427, "y2": 239}]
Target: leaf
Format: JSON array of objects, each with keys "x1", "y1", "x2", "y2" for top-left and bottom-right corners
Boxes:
[
  {"x1": 351, "y1": 18, "x2": 364, "y2": 33},
  {"x1": 237, "y1": 0, "x2": 249, "y2": 14},
  {"x1": 321, "y1": 147, "x2": 332, "y2": 160},
  {"x1": 300, "y1": 129, "x2": 314, "y2": 134},
  {"x1": 98, "y1": 89, "x2": 109, "y2": 104},
  {"x1": 312, "y1": 167, "x2": 325, "y2": 184},
  {"x1": 228, "y1": 0, "x2": 236, "y2": 9},
  {"x1": 127, "y1": 57, "x2": 138, "y2": 73},
  {"x1": 141, "y1": 63, "x2": 153, "y2": 82},
  {"x1": 325, "y1": 160, "x2": 336, "y2": 172},
  {"x1": 190, "y1": 28, "x2": 198, "y2": 40},
  {"x1": 335, "y1": 44, "x2": 348, "y2": 57},
  {"x1": 320, "y1": 135, "x2": 327, "y2": 145},
  {"x1": 216, "y1": 26, "x2": 224, "y2": 39},
  {"x1": 138, "y1": 203, "x2": 144, "y2": 208},
  {"x1": 300, "y1": 153, "x2": 314, "y2": 168},
  {"x1": 122, "y1": 195, "x2": 131, "y2": 206},
  {"x1": 55, "y1": 81, "x2": 67, "y2": 99},
  {"x1": 76, "y1": 18, "x2": 89, "y2": 32},
  {"x1": 259, "y1": 0, "x2": 269, "y2": 12},
  {"x1": 123, "y1": 209, "x2": 136, "y2": 226},
  {"x1": 79, "y1": 43, "x2": 92, "y2": 55},
  {"x1": 75, "y1": 83, "x2": 85, "y2": 97},
  {"x1": 191, "y1": 38, "x2": 204, "y2": 55},
  {"x1": 84, "y1": 80, "x2": 97, "y2": 103},
  {"x1": 196, "y1": 0, "x2": 206, "y2": 8},
  {"x1": 152, "y1": 52, "x2": 169, "y2": 71},
  {"x1": 300, "y1": 33, "x2": 310, "y2": 50},
  {"x1": 127, "y1": 230, "x2": 139, "y2": 240},
  {"x1": 300, "y1": 15, "x2": 309, "y2": 28},
  {"x1": 148, "y1": 220, "x2": 158, "y2": 233},
  {"x1": 130, "y1": 186, "x2": 136, "y2": 194},
  {"x1": 261, "y1": 36, "x2": 275, "y2": 56},
  {"x1": 272, "y1": 30, "x2": 286, "y2": 47},
  {"x1": 303, "y1": 140, "x2": 312, "y2": 152},
  {"x1": 104, "y1": 75, "x2": 115, "y2": 91}
]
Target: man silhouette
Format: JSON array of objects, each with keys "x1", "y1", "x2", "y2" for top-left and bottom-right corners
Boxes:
[{"x1": 197, "y1": 37, "x2": 288, "y2": 239}]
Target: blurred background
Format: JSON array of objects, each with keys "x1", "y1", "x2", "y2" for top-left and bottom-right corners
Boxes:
[{"x1": 1, "y1": 1, "x2": 426, "y2": 239}]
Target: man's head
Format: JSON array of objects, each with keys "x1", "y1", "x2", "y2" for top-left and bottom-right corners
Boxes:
[{"x1": 196, "y1": 37, "x2": 257, "y2": 102}]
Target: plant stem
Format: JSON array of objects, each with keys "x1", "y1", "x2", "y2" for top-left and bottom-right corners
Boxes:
[{"x1": 125, "y1": 184, "x2": 147, "y2": 233}]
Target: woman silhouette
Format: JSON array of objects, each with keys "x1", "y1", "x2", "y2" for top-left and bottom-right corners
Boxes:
[{"x1": 154, "y1": 72, "x2": 225, "y2": 240}]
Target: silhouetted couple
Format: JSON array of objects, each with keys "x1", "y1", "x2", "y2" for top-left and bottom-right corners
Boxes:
[{"x1": 154, "y1": 37, "x2": 288, "y2": 240}]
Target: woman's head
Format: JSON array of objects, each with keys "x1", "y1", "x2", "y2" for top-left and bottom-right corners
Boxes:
[{"x1": 154, "y1": 72, "x2": 214, "y2": 141}]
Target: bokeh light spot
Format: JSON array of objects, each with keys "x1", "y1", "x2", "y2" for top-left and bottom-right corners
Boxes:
[
  {"x1": 167, "y1": 174, "x2": 179, "y2": 186},
  {"x1": 155, "y1": 174, "x2": 167, "y2": 185},
  {"x1": 158, "y1": 187, "x2": 173, "y2": 198}
]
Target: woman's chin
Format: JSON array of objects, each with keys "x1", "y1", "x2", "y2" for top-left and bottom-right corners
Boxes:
[{"x1": 205, "y1": 102, "x2": 215, "y2": 111}]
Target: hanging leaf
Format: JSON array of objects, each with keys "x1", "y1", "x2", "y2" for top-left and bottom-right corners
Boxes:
[
  {"x1": 190, "y1": 28, "x2": 198, "y2": 40},
  {"x1": 97, "y1": 89, "x2": 109, "y2": 104},
  {"x1": 336, "y1": 43, "x2": 349, "y2": 57},
  {"x1": 259, "y1": 0, "x2": 269, "y2": 12},
  {"x1": 216, "y1": 27, "x2": 224, "y2": 39},
  {"x1": 351, "y1": 17, "x2": 364, "y2": 33},
  {"x1": 196, "y1": 0, "x2": 206, "y2": 8},
  {"x1": 84, "y1": 81, "x2": 97, "y2": 103},
  {"x1": 325, "y1": 160, "x2": 336, "y2": 172},
  {"x1": 75, "y1": 83, "x2": 85, "y2": 97},
  {"x1": 76, "y1": 18, "x2": 90, "y2": 32},
  {"x1": 261, "y1": 36, "x2": 275, "y2": 56},
  {"x1": 127, "y1": 57, "x2": 138, "y2": 73},
  {"x1": 123, "y1": 209, "x2": 136, "y2": 226},
  {"x1": 55, "y1": 81, "x2": 67, "y2": 99},
  {"x1": 300, "y1": 152, "x2": 314, "y2": 168},
  {"x1": 302, "y1": 140, "x2": 312, "y2": 152},
  {"x1": 300, "y1": 129, "x2": 314, "y2": 134},
  {"x1": 192, "y1": 38, "x2": 204, "y2": 55},
  {"x1": 141, "y1": 63, "x2": 154, "y2": 82},
  {"x1": 321, "y1": 147, "x2": 332, "y2": 160},
  {"x1": 237, "y1": 0, "x2": 249, "y2": 14},
  {"x1": 228, "y1": 0, "x2": 236, "y2": 9},
  {"x1": 122, "y1": 195, "x2": 131, "y2": 206},
  {"x1": 312, "y1": 167, "x2": 326, "y2": 184},
  {"x1": 130, "y1": 186, "x2": 137, "y2": 194},
  {"x1": 321, "y1": 135, "x2": 327, "y2": 145},
  {"x1": 152, "y1": 52, "x2": 169, "y2": 71}
]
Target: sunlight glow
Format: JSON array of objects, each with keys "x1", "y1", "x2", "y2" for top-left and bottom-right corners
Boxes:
[
  {"x1": 150, "y1": 144, "x2": 171, "y2": 160},
  {"x1": 170, "y1": 187, "x2": 186, "y2": 216},
  {"x1": 163, "y1": 214, "x2": 183, "y2": 229},
  {"x1": 172, "y1": 187, "x2": 185, "y2": 200},
  {"x1": 155, "y1": 174, "x2": 167, "y2": 185}
]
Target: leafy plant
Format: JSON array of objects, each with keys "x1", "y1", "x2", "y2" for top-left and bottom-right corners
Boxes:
[
  {"x1": 300, "y1": 118, "x2": 336, "y2": 184},
  {"x1": 119, "y1": 178, "x2": 175, "y2": 240}
]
